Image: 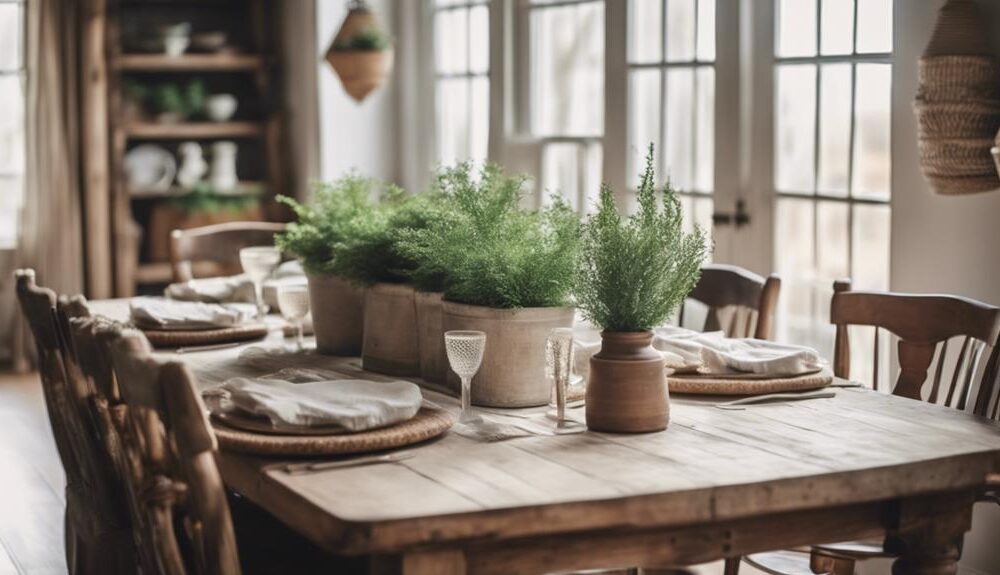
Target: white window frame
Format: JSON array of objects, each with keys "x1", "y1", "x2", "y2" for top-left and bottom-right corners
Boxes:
[{"x1": 0, "y1": 0, "x2": 26, "y2": 250}]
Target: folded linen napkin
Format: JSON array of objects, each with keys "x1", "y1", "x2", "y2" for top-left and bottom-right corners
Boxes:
[
  {"x1": 573, "y1": 325, "x2": 824, "y2": 377},
  {"x1": 165, "y1": 276, "x2": 256, "y2": 303},
  {"x1": 130, "y1": 297, "x2": 256, "y2": 330},
  {"x1": 203, "y1": 368, "x2": 422, "y2": 432}
]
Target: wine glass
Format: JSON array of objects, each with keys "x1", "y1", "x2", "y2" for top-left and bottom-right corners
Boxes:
[
  {"x1": 277, "y1": 283, "x2": 310, "y2": 351},
  {"x1": 444, "y1": 330, "x2": 486, "y2": 423},
  {"x1": 239, "y1": 246, "x2": 281, "y2": 319}
]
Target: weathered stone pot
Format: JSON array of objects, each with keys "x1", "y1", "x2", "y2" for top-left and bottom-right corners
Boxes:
[
  {"x1": 307, "y1": 273, "x2": 364, "y2": 356},
  {"x1": 362, "y1": 283, "x2": 420, "y2": 376},
  {"x1": 586, "y1": 331, "x2": 668, "y2": 433},
  {"x1": 442, "y1": 301, "x2": 575, "y2": 407},
  {"x1": 414, "y1": 291, "x2": 447, "y2": 385}
]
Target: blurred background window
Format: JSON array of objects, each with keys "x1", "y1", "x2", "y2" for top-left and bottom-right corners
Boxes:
[{"x1": 0, "y1": 0, "x2": 26, "y2": 249}]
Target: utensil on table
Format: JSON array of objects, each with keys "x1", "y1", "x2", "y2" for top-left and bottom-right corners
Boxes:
[
  {"x1": 277, "y1": 283, "x2": 310, "y2": 351},
  {"x1": 176, "y1": 341, "x2": 241, "y2": 354},
  {"x1": 239, "y1": 246, "x2": 281, "y2": 319},
  {"x1": 715, "y1": 390, "x2": 837, "y2": 410},
  {"x1": 444, "y1": 330, "x2": 486, "y2": 424},
  {"x1": 280, "y1": 452, "x2": 415, "y2": 475}
]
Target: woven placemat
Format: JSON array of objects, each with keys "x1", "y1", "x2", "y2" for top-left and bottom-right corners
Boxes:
[
  {"x1": 667, "y1": 369, "x2": 833, "y2": 396},
  {"x1": 212, "y1": 406, "x2": 454, "y2": 456},
  {"x1": 141, "y1": 323, "x2": 270, "y2": 348}
]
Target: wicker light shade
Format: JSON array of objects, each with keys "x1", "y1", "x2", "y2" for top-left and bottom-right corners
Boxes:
[
  {"x1": 915, "y1": 0, "x2": 1000, "y2": 195},
  {"x1": 324, "y1": 2, "x2": 394, "y2": 102}
]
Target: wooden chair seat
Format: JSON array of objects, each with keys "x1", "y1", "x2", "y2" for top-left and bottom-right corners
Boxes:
[
  {"x1": 810, "y1": 539, "x2": 892, "y2": 559},
  {"x1": 743, "y1": 549, "x2": 848, "y2": 575}
]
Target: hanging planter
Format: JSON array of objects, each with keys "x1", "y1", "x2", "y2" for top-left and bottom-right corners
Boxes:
[
  {"x1": 324, "y1": 1, "x2": 394, "y2": 103},
  {"x1": 914, "y1": 0, "x2": 1000, "y2": 195}
]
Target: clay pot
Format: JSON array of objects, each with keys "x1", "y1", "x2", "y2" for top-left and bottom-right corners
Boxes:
[
  {"x1": 307, "y1": 273, "x2": 364, "y2": 356},
  {"x1": 414, "y1": 291, "x2": 447, "y2": 384},
  {"x1": 442, "y1": 301, "x2": 574, "y2": 407},
  {"x1": 362, "y1": 283, "x2": 420, "y2": 376},
  {"x1": 586, "y1": 331, "x2": 669, "y2": 433}
]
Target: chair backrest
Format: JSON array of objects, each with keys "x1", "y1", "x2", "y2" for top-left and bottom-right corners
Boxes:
[
  {"x1": 14, "y1": 269, "x2": 83, "y2": 486},
  {"x1": 831, "y1": 279, "x2": 1000, "y2": 419},
  {"x1": 682, "y1": 264, "x2": 782, "y2": 339},
  {"x1": 102, "y1": 325, "x2": 241, "y2": 575},
  {"x1": 169, "y1": 221, "x2": 286, "y2": 282}
]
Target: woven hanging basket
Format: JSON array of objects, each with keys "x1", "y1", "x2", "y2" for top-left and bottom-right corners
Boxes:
[
  {"x1": 915, "y1": 0, "x2": 1000, "y2": 195},
  {"x1": 324, "y1": 2, "x2": 394, "y2": 102}
]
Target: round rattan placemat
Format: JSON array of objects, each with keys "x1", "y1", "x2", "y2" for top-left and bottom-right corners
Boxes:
[
  {"x1": 212, "y1": 406, "x2": 454, "y2": 456},
  {"x1": 141, "y1": 323, "x2": 270, "y2": 348},
  {"x1": 667, "y1": 369, "x2": 833, "y2": 396}
]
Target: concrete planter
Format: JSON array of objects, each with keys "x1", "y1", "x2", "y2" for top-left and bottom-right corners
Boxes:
[
  {"x1": 586, "y1": 331, "x2": 668, "y2": 433},
  {"x1": 442, "y1": 301, "x2": 575, "y2": 407},
  {"x1": 307, "y1": 273, "x2": 364, "y2": 356},
  {"x1": 414, "y1": 291, "x2": 447, "y2": 385},
  {"x1": 362, "y1": 283, "x2": 420, "y2": 376}
]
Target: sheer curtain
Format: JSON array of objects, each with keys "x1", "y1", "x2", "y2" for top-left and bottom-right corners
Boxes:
[{"x1": 6, "y1": 0, "x2": 84, "y2": 370}]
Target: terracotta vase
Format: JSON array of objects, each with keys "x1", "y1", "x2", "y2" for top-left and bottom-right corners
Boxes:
[
  {"x1": 442, "y1": 301, "x2": 575, "y2": 407},
  {"x1": 414, "y1": 291, "x2": 447, "y2": 385},
  {"x1": 362, "y1": 283, "x2": 420, "y2": 376},
  {"x1": 307, "y1": 273, "x2": 364, "y2": 356},
  {"x1": 586, "y1": 331, "x2": 669, "y2": 433}
]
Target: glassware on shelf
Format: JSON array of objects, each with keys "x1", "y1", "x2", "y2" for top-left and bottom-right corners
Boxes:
[
  {"x1": 444, "y1": 330, "x2": 487, "y2": 423},
  {"x1": 277, "y1": 283, "x2": 310, "y2": 351},
  {"x1": 239, "y1": 246, "x2": 281, "y2": 319}
]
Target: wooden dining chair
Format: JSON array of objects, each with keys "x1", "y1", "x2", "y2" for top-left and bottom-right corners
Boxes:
[
  {"x1": 14, "y1": 269, "x2": 136, "y2": 575},
  {"x1": 169, "y1": 221, "x2": 286, "y2": 282},
  {"x1": 738, "y1": 278, "x2": 1000, "y2": 575},
  {"x1": 98, "y1": 324, "x2": 243, "y2": 575},
  {"x1": 681, "y1": 264, "x2": 781, "y2": 339}
]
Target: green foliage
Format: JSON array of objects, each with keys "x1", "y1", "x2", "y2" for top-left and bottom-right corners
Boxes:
[
  {"x1": 149, "y1": 79, "x2": 207, "y2": 118},
  {"x1": 332, "y1": 26, "x2": 393, "y2": 51},
  {"x1": 576, "y1": 144, "x2": 710, "y2": 332},
  {"x1": 274, "y1": 174, "x2": 392, "y2": 277},
  {"x1": 171, "y1": 183, "x2": 261, "y2": 215},
  {"x1": 398, "y1": 163, "x2": 581, "y2": 308}
]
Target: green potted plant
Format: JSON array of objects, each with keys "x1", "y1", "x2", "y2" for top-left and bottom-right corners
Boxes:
[
  {"x1": 401, "y1": 163, "x2": 580, "y2": 406},
  {"x1": 577, "y1": 145, "x2": 709, "y2": 432},
  {"x1": 334, "y1": 189, "x2": 447, "y2": 377},
  {"x1": 275, "y1": 174, "x2": 381, "y2": 355}
]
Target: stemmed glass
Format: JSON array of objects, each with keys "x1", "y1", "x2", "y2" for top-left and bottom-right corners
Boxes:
[
  {"x1": 239, "y1": 246, "x2": 281, "y2": 319},
  {"x1": 277, "y1": 283, "x2": 310, "y2": 351},
  {"x1": 444, "y1": 330, "x2": 486, "y2": 423}
]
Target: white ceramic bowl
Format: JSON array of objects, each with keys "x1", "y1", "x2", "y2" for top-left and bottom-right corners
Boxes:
[{"x1": 206, "y1": 94, "x2": 238, "y2": 122}]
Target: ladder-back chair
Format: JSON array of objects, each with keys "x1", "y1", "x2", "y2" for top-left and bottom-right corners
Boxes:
[
  {"x1": 169, "y1": 221, "x2": 286, "y2": 282},
  {"x1": 682, "y1": 264, "x2": 781, "y2": 339}
]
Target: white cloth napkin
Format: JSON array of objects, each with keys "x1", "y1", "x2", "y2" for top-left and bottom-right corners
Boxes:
[
  {"x1": 203, "y1": 368, "x2": 423, "y2": 432},
  {"x1": 165, "y1": 276, "x2": 256, "y2": 303},
  {"x1": 130, "y1": 297, "x2": 255, "y2": 330},
  {"x1": 573, "y1": 324, "x2": 824, "y2": 377}
]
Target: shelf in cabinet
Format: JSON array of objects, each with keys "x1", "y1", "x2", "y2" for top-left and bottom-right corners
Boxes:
[
  {"x1": 115, "y1": 53, "x2": 262, "y2": 72},
  {"x1": 124, "y1": 121, "x2": 263, "y2": 140},
  {"x1": 135, "y1": 261, "x2": 230, "y2": 285},
  {"x1": 129, "y1": 181, "x2": 265, "y2": 199}
]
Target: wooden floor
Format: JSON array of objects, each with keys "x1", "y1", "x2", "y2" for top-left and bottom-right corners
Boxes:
[{"x1": 0, "y1": 372, "x2": 67, "y2": 575}]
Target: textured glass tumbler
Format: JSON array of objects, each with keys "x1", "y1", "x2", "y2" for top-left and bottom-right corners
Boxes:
[
  {"x1": 277, "y1": 283, "x2": 310, "y2": 350},
  {"x1": 546, "y1": 328, "x2": 574, "y2": 424},
  {"x1": 444, "y1": 330, "x2": 486, "y2": 423}
]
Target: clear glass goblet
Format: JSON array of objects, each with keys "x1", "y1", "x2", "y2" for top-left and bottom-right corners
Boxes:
[
  {"x1": 546, "y1": 327, "x2": 585, "y2": 433},
  {"x1": 276, "y1": 283, "x2": 310, "y2": 351},
  {"x1": 444, "y1": 330, "x2": 486, "y2": 423},
  {"x1": 239, "y1": 246, "x2": 281, "y2": 319}
]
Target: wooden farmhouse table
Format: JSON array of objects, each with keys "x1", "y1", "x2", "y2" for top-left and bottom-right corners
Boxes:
[{"x1": 91, "y1": 300, "x2": 1000, "y2": 575}]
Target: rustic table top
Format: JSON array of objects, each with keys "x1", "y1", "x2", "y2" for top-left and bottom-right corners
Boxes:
[{"x1": 89, "y1": 299, "x2": 1000, "y2": 559}]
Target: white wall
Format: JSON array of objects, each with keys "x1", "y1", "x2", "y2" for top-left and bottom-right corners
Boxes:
[
  {"x1": 890, "y1": 1, "x2": 1000, "y2": 574},
  {"x1": 316, "y1": 0, "x2": 400, "y2": 184}
]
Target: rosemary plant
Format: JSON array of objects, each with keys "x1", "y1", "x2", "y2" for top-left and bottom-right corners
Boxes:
[{"x1": 576, "y1": 144, "x2": 710, "y2": 332}]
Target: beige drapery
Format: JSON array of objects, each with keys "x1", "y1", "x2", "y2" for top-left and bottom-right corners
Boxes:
[{"x1": 8, "y1": 0, "x2": 85, "y2": 370}]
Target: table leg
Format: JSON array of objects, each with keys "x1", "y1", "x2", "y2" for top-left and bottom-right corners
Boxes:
[
  {"x1": 890, "y1": 537, "x2": 961, "y2": 575},
  {"x1": 885, "y1": 491, "x2": 973, "y2": 575},
  {"x1": 385, "y1": 549, "x2": 465, "y2": 575}
]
